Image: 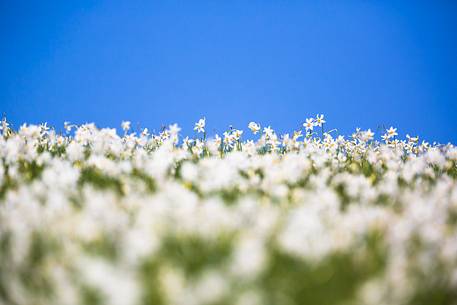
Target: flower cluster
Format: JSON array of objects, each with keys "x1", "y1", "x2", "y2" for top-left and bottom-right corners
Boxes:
[
  {"x1": 302, "y1": 114, "x2": 326, "y2": 132},
  {"x1": 0, "y1": 116, "x2": 456, "y2": 305}
]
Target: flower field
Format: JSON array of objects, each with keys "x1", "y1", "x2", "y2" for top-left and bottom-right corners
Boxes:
[{"x1": 0, "y1": 116, "x2": 457, "y2": 305}]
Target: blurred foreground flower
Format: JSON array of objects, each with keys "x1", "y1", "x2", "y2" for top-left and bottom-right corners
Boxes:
[{"x1": 0, "y1": 116, "x2": 456, "y2": 305}]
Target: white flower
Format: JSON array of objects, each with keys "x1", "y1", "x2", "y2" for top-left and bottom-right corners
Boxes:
[
  {"x1": 223, "y1": 131, "x2": 234, "y2": 147},
  {"x1": 0, "y1": 118, "x2": 9, "y2": 131},
  {"x1": 244, "y1": 140, "x2": 257, "y2": 155},
  {"x1": 193, "y1": 271, "x2": 228, "y2": 305},
  {"x1": 386, "y1": 126, "x2": 397, "y2": 138},
  {"x1": 66, "y1": 142, "x2": 84, "y2": 162},
  {"x1": 181, "y1": 162, "x2": 198, "y2": 181},
  {"x1": 194, "y1": 118, "x2": 206, "y2": 133},
  {"x1": 1, "y1": 118, "x2": 9, "y2": 135},
  {"x1": 63, "y1": 121, "x2": 73, "y2": 133},
  {"x1": 293, "y1": 130, "x2": 303, "y2": 140},
  {"x1": 406, "y1": 134, "x2": 419, "y2": 143},
  {"x1": 141, "y1": 128, "x2": 149, "y2": 137},
  {"x1": 359, "y1": 129, "x2": 374, "y2": 142},
  {"x1": 230, "y1": 236, "x2": 266, "y2": 277},
  {"x1": 263, "y1": 126, "x2": 274, "y2": 138},
  {"x1": 315, "y1": 114, "x2": 326, "y2": 127},
  {"x1": 232, "y1": 129, "x2": 243, "y2": 141},
  {"x1": 169, "y1": 123, "x2": 181, "y2": 136},
  {"x1": 121, "y1": 121, "x2": 131, "y2": 132},
  {"x1": 213, "y1": 134, "x2": 222, "y2": 146},
  {"x1": 248, "y1": 122, "x2": 261, "y2": 134},
  {"x1": 182, "y1": 136, "x2": 193, "y2": 149},
  {"x1": 365, "y1": 129, "x2": 374, "y2": 140},
  {"x1": 303, "y1": 118, "x2": 315, "y2": 131}
]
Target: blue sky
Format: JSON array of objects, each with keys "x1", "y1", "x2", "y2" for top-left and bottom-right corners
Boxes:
[{"x1": 1, "y1": 1, "x2": 457, "y2": 143}]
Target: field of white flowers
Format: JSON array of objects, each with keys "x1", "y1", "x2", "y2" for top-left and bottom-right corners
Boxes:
[{"x1": 0, "y1": 116, "x2": 456, "y2": 305}]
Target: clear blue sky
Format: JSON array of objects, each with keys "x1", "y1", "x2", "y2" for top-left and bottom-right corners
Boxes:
[{"x1": 1, "y1": 1, "x2": 456, "y2": 143}]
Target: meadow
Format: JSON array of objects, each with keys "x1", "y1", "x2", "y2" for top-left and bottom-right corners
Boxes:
[{"x1": 0, "y1": 116, "x2": 456, "y2": 305}]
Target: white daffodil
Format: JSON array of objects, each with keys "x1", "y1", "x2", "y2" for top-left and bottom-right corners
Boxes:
[
  {"x1": 303, "y1": 118, "x2": 315, "y2": 131},
  {"x1": 121, "y1": 121, "x2": 131, "y2": 132},
  {"x1": 1, "y1": 118, "x2": 9, "y2": 135},
  {"x1": 233, "y1": 129, "x2": 243, "y2": 141},
  {"x1": 248, "y1": 122, "x2": 261, "y2": 134},
  {"x1": 223, "y1": 131, "x2": 234, "y2": 147},
  {"x1": 214, "y1": 134, "x2": 222, "y2": 146},
  {"x1": 386, "y1": 127, "x2": 398, "y2": 138},
  {"x1": 0, "y1": 118, "x2": 8, "y2": 130},
  {"x1": 293, "y1": 130, "x2": 303, "y2": 141},
  {"x1": 141, "y1": 128, "x2": 149, "y2": 137},
  {"x1": 263, "y1": 126, "x2": 274, "y2": 138},
  {"x1": 315, "y1": 114, "x2": 326, "y2": 127},
  {"x1": 194, "y1": 118, "x2": 206, "y2": 133},
  {"x1": 169, "y1": 123, "x2": 181, "y2": 136},
  {"x1": 63, "y1": 121, "x2": 73, "y2": 133},
  {"x1": 406, "y1": 134, "x2": 419, "y2": 143},
  {"x1": 361, "y1": 129, "x2": 374, "y2": 142},
  {"x1": 182, "y1": 136, "x2": 193, "y2": 149}
]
